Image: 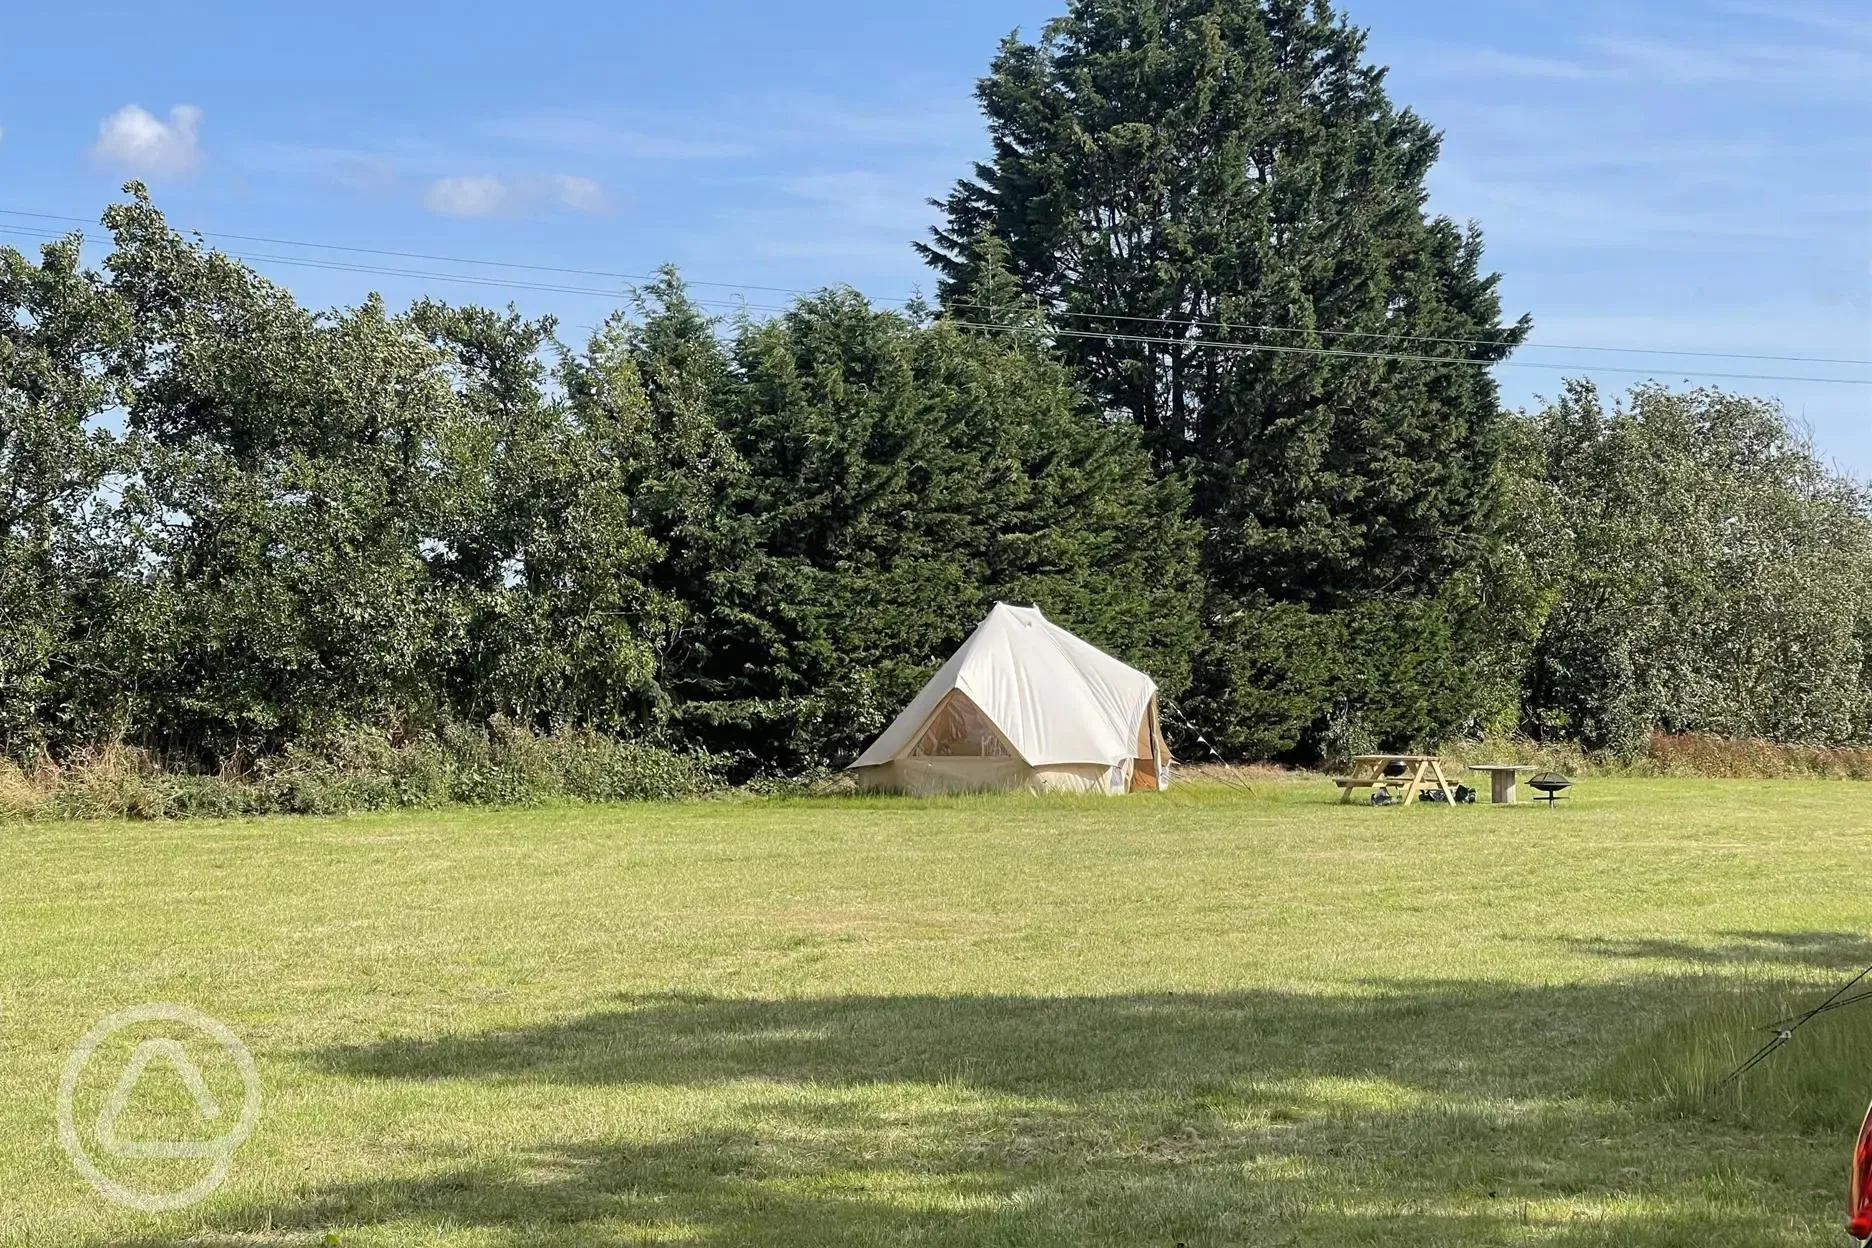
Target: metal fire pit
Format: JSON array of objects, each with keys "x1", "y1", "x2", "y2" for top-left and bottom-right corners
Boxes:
[{"x1": 1529, "y1": 772, "x2": 1574, "y2": 807}]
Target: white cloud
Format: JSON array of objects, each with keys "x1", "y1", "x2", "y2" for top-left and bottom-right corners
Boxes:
[
  {"x1": 554, "y1": 174, "x2": 605, "y2": 213},
  {"x1": 423, "y1": 173, "x2": 610, "y2": 218},
  {"x1": 93, "y1": 104, "x2": 202, "y2": 175},
  {"x1": 424, "y1": 174, "x2": 513, "y2": 217}
]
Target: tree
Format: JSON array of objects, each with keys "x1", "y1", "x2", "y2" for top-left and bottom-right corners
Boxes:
[
  {"x1": 922, "y1": 0, "x2": 1529, "y2": 757},
  {"x1": 559, "y1": 274, "x2": 753, "y2": 739},
  {"x1": 100, "y1": 188, "x2": 458, "y2": 761},
  {"x1": 413, "y1": 300, "x2": 677, "y2": 735},
  {"x1": 1513, "y1": 383, "x2": 1872, "y2": 753},
  {"x1": 632, "y1": 274, "x2": 1202, "y2": 773},
  {"x1": 0, "y1": 233, "x2": 129, "y2": 754}
]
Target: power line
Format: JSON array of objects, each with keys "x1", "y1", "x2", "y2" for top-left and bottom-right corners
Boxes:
[
  {"x1": 1019, "y1": 309, "x2": 1872, "y2": 369},
  {"x1": 0, "y1": 223, "x2": 773, "y2": 306},
  {"x1": 6, "y1": 215, "x2": 1871, "y2": 386},
  {"x1": 0, "y1": 208, "x2": 814, "y2": 298},
  {"x1": 0, "y1": 223, "x2": 771, "y2": 309},
  {"x1": 946, "y1": 319, "x2": 1872, "y2": 387},
  {"x1": 12, "y1": 205, "x2": 1864, "y2": 369}
]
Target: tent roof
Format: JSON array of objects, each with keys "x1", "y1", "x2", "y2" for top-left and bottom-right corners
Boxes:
[{"x1": 850, "y1": 604, "x2": 1158, "y2": 769}]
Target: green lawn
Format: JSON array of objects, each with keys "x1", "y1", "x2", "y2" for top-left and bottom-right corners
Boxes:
[{"x1": 3, "y1": 778, "x2": 1868, "y2": 1246}]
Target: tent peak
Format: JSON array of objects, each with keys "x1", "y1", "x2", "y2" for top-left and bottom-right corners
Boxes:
[{"x1": 988, "y1": 601, "x2": 1045, "y2": 625}]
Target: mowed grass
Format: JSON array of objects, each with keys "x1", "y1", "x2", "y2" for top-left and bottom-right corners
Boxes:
[{"x1": 2, "y1": 778, "x2": 1870, "y2": 1246}]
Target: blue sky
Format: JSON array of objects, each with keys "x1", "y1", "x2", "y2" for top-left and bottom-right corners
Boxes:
[{"x1": 2, "y1": 0, "x2": 1867, "y2": 467}]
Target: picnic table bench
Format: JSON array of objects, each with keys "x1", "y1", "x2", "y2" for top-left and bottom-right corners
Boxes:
[{"x1": 1333, "y1": 754, "x2": 1457, "y2": 807}]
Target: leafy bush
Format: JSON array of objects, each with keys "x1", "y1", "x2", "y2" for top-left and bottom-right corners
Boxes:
[
  {"x1": 255, "y1": 729, "x2": 454, "y2": 815},
  {"x1": 1442, "y1": 732, "x2": 1872, "y2": 780},
  {"x1": 0, "y1": 725, "x2": 718, "y2": 822},
  {"x1": 550, "y1": 732, "x2": 720, "y2": 802},
  {"x1": 48, "y1": 746, "x2": 200, "y2": 821},
  {"x1": 1646, "y1": 732, "x2": 1872, "y2": 781},
  {"x1": 259, "y1": 722, "x2": 719, "y2": 814},
  {"x1": 0, "y1": 759, "x2": 47, "y2": 821},
  {"x1": 1435, "y1": 735, "x2": 1615, "y2": 778}
]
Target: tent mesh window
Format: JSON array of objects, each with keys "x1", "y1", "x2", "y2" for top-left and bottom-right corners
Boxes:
[{"x1": 909, "y1": 693, "x2": 1013, "y2": 759}]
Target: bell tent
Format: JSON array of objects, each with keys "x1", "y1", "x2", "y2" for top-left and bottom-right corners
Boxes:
[{"x1": 849, "y1": 604, "x2": 1170, "y2": 796}]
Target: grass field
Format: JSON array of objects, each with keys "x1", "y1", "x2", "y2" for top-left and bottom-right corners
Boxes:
[{"x1": 3, "y1": 778, "x2": 1869, "y2": 1246}]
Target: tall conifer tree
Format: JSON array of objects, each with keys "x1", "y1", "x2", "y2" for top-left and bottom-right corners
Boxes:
[{"x1": 923, "y1": 0, "x2": 1530, "y2": 754}]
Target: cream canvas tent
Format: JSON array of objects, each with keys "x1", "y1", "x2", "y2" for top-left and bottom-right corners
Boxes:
[{"x1": 849, "y1": 604, "x2": 1171, "y2": 796}]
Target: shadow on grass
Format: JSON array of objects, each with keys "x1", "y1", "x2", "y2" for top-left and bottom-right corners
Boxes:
[
  {"x1": 1563, "y1": 930, "x2": 1872, "y2": 972},
  {"x1": 317, "y1": 986, "x2": 1626, "y2": 1096},
  {"x1": 153, "y1": 946, "x2": 1866, "y2": 1247}
]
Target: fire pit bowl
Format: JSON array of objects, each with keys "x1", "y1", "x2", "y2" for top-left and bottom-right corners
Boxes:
[{"x1": 1529, "y1": 772, "x2": 1574, "y2": 807}]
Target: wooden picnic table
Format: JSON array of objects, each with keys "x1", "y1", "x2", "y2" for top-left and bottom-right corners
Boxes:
[
  {"x1": 1333, "y1": 754, "x2": 1457, "y2": 807},
  {"x1": 1468, "y1": 763, "x2": 1537, "y2": 805}
]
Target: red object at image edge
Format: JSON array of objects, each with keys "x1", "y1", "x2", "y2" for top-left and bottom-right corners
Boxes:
[{"x1": 1852, "y1": 1102, "x2": 1872, "y2": 1241}]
